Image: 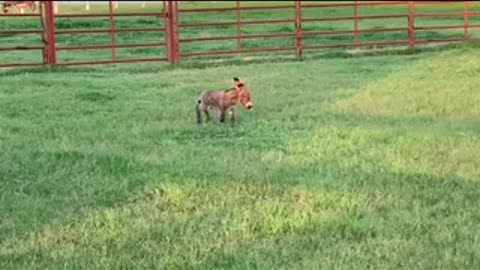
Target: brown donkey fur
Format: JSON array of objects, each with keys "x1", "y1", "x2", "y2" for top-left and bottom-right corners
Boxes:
[
  {"x1": 196, "y1": 77, "x2": 253, "y2": 124},
  {"x1": 2, "y1": 1, "x2": 36, "y2": 14}
]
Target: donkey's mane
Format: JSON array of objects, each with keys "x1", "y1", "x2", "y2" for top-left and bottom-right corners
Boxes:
[{"x1": 225, "y1": 83, "x2": 244, "y2": 92}]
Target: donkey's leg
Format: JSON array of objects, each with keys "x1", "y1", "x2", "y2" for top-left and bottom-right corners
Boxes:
[
  {"x1": 229, "y1": 108, "x2": 235, "y2": 125},
  {"x1": 196, "y1": 103, "x2": 202, "y2": 124},
  {"x1": 204, "y1": 109, "x2": 211, "y2": 122},
  {"x1": 219, "y1": 110, "x2": 226, "y2": 123}
]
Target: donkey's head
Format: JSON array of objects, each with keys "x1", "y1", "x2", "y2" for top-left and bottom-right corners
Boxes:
[
  {"x1": 233, "y1": 77, "x2": 252, "y2": 110},
  {"x1": 2, "y1": 3, "x2": 8, "y2": 14}
]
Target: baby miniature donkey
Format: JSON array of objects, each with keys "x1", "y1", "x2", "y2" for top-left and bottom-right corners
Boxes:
[{"x1": 196, "y1": 77, "x2": 253, "y2": 124}]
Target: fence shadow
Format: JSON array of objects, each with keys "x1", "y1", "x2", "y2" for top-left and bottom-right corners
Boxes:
[{"x1": 1, "y1": 41, "x2": 478, "y2": 77}]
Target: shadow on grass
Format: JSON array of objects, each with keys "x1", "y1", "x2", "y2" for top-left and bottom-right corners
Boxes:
[
  {"x1": 298, "y1": 110, "x2": 480, "y2": 134},
  {"x1": 154, "y1": 109, "x2": 480, "y2": 151},
  {"x1": 1, "y1": 41, "x2": 478, "y2": 77},
  {"x1": 2, "y1": 40, "x2": 480, "y2": 268},
  {"x1": 2, "y1": 159, "x2": 479, "y2": 269},
  {"x1": 171, "y1": 41, "x2": 470, "y2": 70}
]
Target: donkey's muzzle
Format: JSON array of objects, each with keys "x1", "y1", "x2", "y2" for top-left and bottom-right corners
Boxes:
[{"x1": 246, "y1": 102, "x2": 253, "y2": 109}]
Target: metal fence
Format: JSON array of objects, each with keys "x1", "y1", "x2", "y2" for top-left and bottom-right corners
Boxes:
[{"x1": 0, "y1": 1, "x2": 477, "y2": 68}]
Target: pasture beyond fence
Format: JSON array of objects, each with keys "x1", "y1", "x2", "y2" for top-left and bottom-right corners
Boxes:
[{"x1": 0, "y1": 1, "x2": 478, "y2": 68}]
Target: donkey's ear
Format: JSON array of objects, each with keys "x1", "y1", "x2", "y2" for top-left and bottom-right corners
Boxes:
[{"x1": 233, "y1": 77, "x2": 241, "y2": 86}]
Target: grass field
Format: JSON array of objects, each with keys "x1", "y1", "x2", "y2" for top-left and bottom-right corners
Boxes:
[{"x1": 1, "y1": 2, "x2": 480, "y2": 270}]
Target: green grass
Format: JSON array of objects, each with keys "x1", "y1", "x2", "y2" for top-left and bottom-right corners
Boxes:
[
  {"x1": 1, "y1": 39, "x2": 480, "y2": 268},
  {"x1": 1, "y1": 2, "x2": 480, "y2": 269}
]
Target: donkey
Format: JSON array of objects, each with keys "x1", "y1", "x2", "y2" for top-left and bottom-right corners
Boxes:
[
  {"x1": 196, "y1": 77, "x2": 253, "y2": 124},
  {"x1": 2, "y1": 1, "x2": 36, "y2": 14}
]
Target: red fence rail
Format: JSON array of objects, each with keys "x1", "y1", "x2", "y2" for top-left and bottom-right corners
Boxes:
[{"x1": 0, "y1": 1, "x2": 478, "y2": 68}]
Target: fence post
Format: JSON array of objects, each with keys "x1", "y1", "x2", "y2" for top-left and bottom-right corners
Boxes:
[
  {"x1": 464, "y1": 1, "x2": 469, "y2": 41},
  {"x1": 165, "y1": 1, "x2": 179, "y2": 64},
  {"x1": 108, "y1": 0, "x2": 116, "y2": 61},
  {"x1": 39, "y1": 2, "x2": 47, "y2": 64},
  {"x1": 163, "y1": 1, "x2": 170, "y2": 63},
  {"x1": 236, "y1": 0, "x2": 241, "y2": 50},
  {"x1": 353, "y1": 1, "x2": 359, "y2": 45},
  {"x1": 407, "y1": 1, "x2": 415, "y2": 47},
  {"x1": 174, "y1": 1, "x2": 179, "y2": 64},
  {"x1": 41, "y1": 1, "x2": 57, "y2": 65},
  {"x1": 294, "y1": 0, "x2": 302, "y2": 58}
]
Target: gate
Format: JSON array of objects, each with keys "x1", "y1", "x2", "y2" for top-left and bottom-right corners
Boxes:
[
  {"x1": 0, "y1": 1, "x2": 43, "y2": 67},
  {"x1": 175, "y1": 1, "x2": 474, "y2": 60},
  {"x1": 0, "y1": 1, "x2": 477, "y2": 68},
  {"x1": 0, "y1": 1, "x2": 177, "y2": 67}
]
